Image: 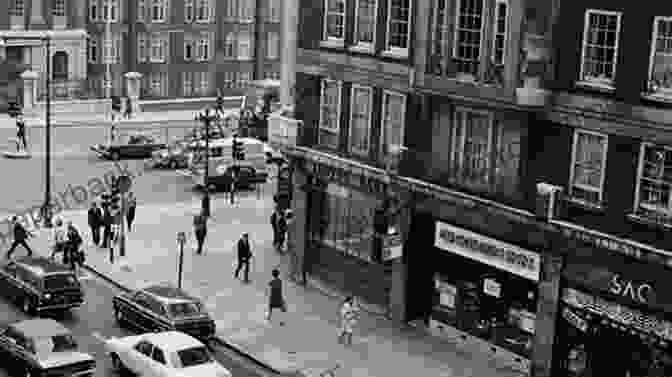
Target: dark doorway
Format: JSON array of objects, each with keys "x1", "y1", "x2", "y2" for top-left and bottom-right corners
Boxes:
[{"x1": 52, "y1": 51, "x2": 68, "y2": 80}]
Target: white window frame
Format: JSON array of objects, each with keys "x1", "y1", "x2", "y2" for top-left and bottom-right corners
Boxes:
[
  {"x1": 151, "y1": 0, "x2": 166, "y2": 22},
  {"x1": 88, "y1": 0, "x2": 98, "y2": 21},
  {"x1": 224, "y1": 33, "x2": 236, "y2": 57},
  {"x1": 102, "y1": 0, "x2": 119, "y2": 22},
  {"x1": 53, "y1": 0, "x2": 66, "y2": 16},
  {"x1": 137, "y1": 34, "x2": 148, "y2": 62},
  {"x1": 318, "y1": 80, "x2": 342, "y2": 149},
  {"x1": 137, "y1": 0, "x2": 146, "y2": 21},
  {"x1": 10, "y1": 0, "x2": 25, "y2": 16},
  {"x1": 239, "y1": 0, "x2": 254, "y2": 22},
  {"x1": 182, "y1": 72, "x2": 193, "y2": 96},
  {"x1": 239, "y1": 71, "x2": 252, "y2": 88},
  {"x1": 385, "y1": 0, "x2": 412, "y2": 58},
  {"x1": 568, "y1": 129, "x2": 608, "y2": 206},
  {"x1": 266, "y1": 32, "x2": 279, "y2": 59},
  {"x1": 451, "y1": 107, "x2": 494, "y2": 185},
  {"x1": 322, "y1": 0, "x2": 346, "y2": 45},
  {"x1": 226, "y1": 0, "x2": 236, "y2": 20},
  {"x1": 453, "y1": 0, "x2": 486, "y2": 77},
  {"x1": 184, "y1": 0, "x2": 194, "y2": 22},
  {"x1": 150, "y1": 33, "x2": 167, "y2": 62},
  {"x1": 579, "y1": 9, "x2": 622, "y2": 90},
  {"x1": 196, "y1": 0, "x2": 210, "y2": 22},
  {"x1": 380, "y1": 90, "x2": 406, "y2": 157},
  {"x1": 646, "y1": 16, "x2": 672, "y2": 100},
  {"x1": 348, "y1": 85, "x2": 373, "y2": 156},
  {"x1": 633, "y1": 143, "x2": 672, "y2": 223},
  {"x1": 87, "y1": 36, "x2": 98, "y2": 63},
  {"x1": 237, "y1": 33, "x2": 252, "y2": 60},
  {"x1": 491, "y1": 0, "x2": 508, "y2": 66},
  {"x1": 352, "y1": 0, "x2": 378, "y2": 52},
  {"x1": 184, "y1": 35, "x2": 194, "y2": 61},
  {"x1": 197, "y1": 33, "x2": 211, "y2": 61}
]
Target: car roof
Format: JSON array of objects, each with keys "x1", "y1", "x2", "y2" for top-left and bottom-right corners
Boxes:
[
  {"x1": 12, "y1": 256, "x2": 73, "y2": 275},
  {"x1": 10, "y1": 319, "x2": 70, "y2": 338},
  {"x1": 142, "y1": 284, "x2": 199, "y2": 303},
  {"x1": 143, "y1": 331, "x2": 204, "y2": 351}
]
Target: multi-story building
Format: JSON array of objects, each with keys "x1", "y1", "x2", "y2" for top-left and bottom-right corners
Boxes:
[
  {"x1": 85, "y1": 0, "x2": 282, "y2": 98},
  {"x1": 0, "y1": 0, "x2": 88, "y2": 105}
]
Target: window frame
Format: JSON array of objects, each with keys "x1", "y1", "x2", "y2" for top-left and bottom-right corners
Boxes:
[
  {"x1": 322, "y1": 0, "x2": 347, "y2": 45},
  {"x1": 380, "y1": 90, "x2": 406, "y2": 158},
  {"x1": 491, "y1": 0, "x2": 508, "y2": 66},
  {"x1": 224, "y1": 33, "x2": 236, "y2": 58},
  {"x1": 150, "y1": 34, "x2": 167, "y2": 63},
  {"x1": 352, "y1": 0, "x2": 378, "y2": 52},
  {"x1": 151, "y1": 0, "x2": 166, "y2": 23},
  {"x1": 238, "y1": 0, "x2": 254, "y2": 22},
  {"x1": 568, "y1": 129, "x2": 609, "y2": 206},
  {"x1": 182, "y1": 72, "x2": 193, "y2": 96},
  {"x1": 88, "y1": 0, "x2": 98, "y2": 21},
  {"x1": 267, "y1": 32, "x2": 279, "y2": 59},
  {"x1": 137, "y1": 34, "x2": 147, "y2": 62},
  {"x1": 10, "y1": 0, "x2": 25, "y2": 16},
  {"x1": 451, "y1": 107, "x2": 495, "y2": 187},
  {"x1": 268, "y1": 0, "x2": 280, "y2": 22},
  {"x1": 52, "y1": 0, "x2": 66, "y2": 16},
  {"x1": 196, "y1": 0, "x2": 210, "y2": 23},
  {"x1": 453, "y1": 0, "x2": 486, "y2": 77},
  {"x1": 384, "y1": 0, "x2": 412, "y2": 58},
  {"x1": 633, "y1": 142, "x2": 672, "y2": 223},
  {"x1": 646, "y1": 16, "x2": 672, "y2": 101},
  {"x1": 197, "y1": 33, "x2": 211, "y2": 61},
  {"x1": 317, "y1": 79, "x2": 343, "y2": 149},
  {"x1": 184, "y1": 0, "x2": 194, "y2": 22},
  {"x1": 578, "y1": 9, "x2": 622, "y2": 90},
  {"x1": 102, "y1": 0, "x2": 119, "y2": 22},
  {"x1": 137, "y1": 0, "x2": 146, "y2": 21},
  {"x1": 237, "y1": 32, "x2": 252, "y2": 60},
  {"x1": 87, "y1": 36, "x2": 99, "y2": 64},
  {"x1": 348, "y1": 84, "x2": 374, "y2": 156},
  {"x1": 184, "y1": 35, "x2": 194, "y2": 61}
]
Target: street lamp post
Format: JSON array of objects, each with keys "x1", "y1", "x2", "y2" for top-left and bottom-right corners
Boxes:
[
  {"x1": 43, "y1": 34, "x2": 52, "y2": 228},
  {"x1": 197, "y1": 108, "x2": 217, "y2": 217}
]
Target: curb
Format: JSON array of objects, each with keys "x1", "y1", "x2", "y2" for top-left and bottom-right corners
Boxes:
[{"x1": 81, "y1": 263, "x2": 289, "y2": 376}]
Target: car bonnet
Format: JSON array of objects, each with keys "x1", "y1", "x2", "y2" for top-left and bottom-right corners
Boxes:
[{"x1": 37, "y1": 351, "x2": 94, "y2": 369}]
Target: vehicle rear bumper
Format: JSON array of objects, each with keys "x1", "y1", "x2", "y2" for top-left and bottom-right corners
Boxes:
[{"x1": 37, "y1": 302, "x2": 84, "y2": 311}]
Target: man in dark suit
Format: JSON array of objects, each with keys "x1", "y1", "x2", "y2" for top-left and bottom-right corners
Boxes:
[
  {"x1": 6, "y1": 216, "x2": 33, "y2": 259},
  {"x1": 88, "y1": 202, "x2": 103, "y2": 246},
  {"x1": 234, "y1": 233, "x2": 252, "y2": 283},
  {"x1": 101, "y1": 205, "x2": 113, "y2": 248}
]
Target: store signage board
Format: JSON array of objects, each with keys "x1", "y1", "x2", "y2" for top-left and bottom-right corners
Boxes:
[
  {"x1": 562, "y1": 307, "x2": 588, "y2": 332},
  {"x1": 434, "y1": 221, "x2": 541, "y2": 281}
]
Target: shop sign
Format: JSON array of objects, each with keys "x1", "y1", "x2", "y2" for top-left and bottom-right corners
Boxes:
[
  {"x1": 562, "y1": 307, "x2": 588, "y2": 332},
  {"x1": 307, "y1": 161, "x2": 386, "y2": 195},
  {"x1": 434, "y1": 221, "x2": 541, "y2": 281},
  {"x1": 609, "y1": 274, "x2": 653, "y2": 305},
  {"x1": 561, "y1": 227, "x2": 646, "y2": 260}
]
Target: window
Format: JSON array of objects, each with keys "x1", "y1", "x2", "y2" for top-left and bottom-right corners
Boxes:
[
  {"x1": 185, "y1": 0, "x2": 194, "y2": 22},
  {"x1": 194, "y1": 72, "x2": 210, "y2": 95},
  {"x1": 224, "y1": 33, "x2": 236, "y2": 57},
  {"x1": 134, "y1": 341, "x2": 153, "y2": 356},
  {"x1": 151, "y1": 0, "x2": 166, "y2": 22},
  {"x1": 177, "y1": 347, "x2": 213, "y2": 368},
  {"x1": 152, "y1": 347, "x2": 166, "y2": 364},
  {"x1": 354, "y1": 0, "x2": 377, "y2": 50},
  {"x1": 52, "y1": 0, "x2": 66, "y2": 16},
  {"x1": 10, "y1": 0, "x2": 25, "y2": 16},
  {"x1": 182, "y1": 72, "x2": 193, "y2": 96},
  {"x1": 318, "y1": 80, "x2": 342, "y2": 149},
  {"x1": 451, "y1": 109, "x2": 492, "y2": 189},
  {"x1": 349, "y1": 85, "x2": 373, "y2": 156},
  {"x1": 88, "y1": 0, "x2": 98, "y2": 21},
  {"x1": 168, "y1": 302, "x2": 202, "y2": 317},
  {"x1": 223, "y1": 71, "x2": 234, "y2": 88},
  {"x1": 137, "y1": 34, "x2": 148, "y2": 62},
  {"x1": 323, "y1": 0, "x2": 346, "y2": 43},
  {"x1": 268, "y1": 0, "x2": 280, "y2": 22},
  {"x1": 380, "y1": 91, "x2": 406, "y2": 158},
  {"x1": 454, "y1": 0, "x2": 485, "y2": 77},
  {"x1": 647, "y1": 16, "x2": 672, "y2": 99},
  {"x1": 102, "y1": 0, "x2": 119, "y2": 22},
  {"x1": 184, "y1": 35, "x2": 194, "y2": 60},
  {"x1": 150, "y1": 34, "x2": 168, "y2": 62},
  {"x1": 226, "y1": 0, "x2": 236, "y2": 20},
  {"x1": 239, "y1": 0, "x2": 254, "y2": 22},
  {"x1": 238, "y1": 33, "x2": 252, "y2": 60},
  {"x1": 87, "y1": 37, "x2": 98, "y2": 63},
  {"x1": 634, "y1": 143, "x2": 672, "y2": 224},
  {"x1": 579, "y1": 10, "x2": 622, "y2": 89},
  {"x1": 385, "y1": 0, "x2": 411, "y2": 57},
  {"x1": 264, "y1": 71, "x2": 280, "y2": 80},
  {"x1": 267, "y1": 32, "x2": 279, "y2": 59},
  {"x1": 137, "y1": 0, "x2": 146, "y2": 21},
  {"x1": 197, "y1": 33, "x2": 212, "y2": 61},
  {"x1": 104, "y1": 34, "x2": 121, "y2": 64},
  {"x1": 239, "y1": 71, "x2": 252, "y2": 88},
  {"x1": 569, "y1": 130, "x2": 608, "y2": 206},
  {"x1": 196, "y1": 0, "x2": 210, "y2": 22},
  {"x1": 491, "y1": 0, "x2": 508, "y2": 66}
]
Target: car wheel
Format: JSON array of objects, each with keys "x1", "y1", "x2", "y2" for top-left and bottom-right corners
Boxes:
[
  {"x1": 110, "y1": 353, "x2": 127, "y2": 373},
  {"x1": 111, "y1": 151, "x2": 121, "y2": 161},
  {"x1": 21, "y1": 298, "x2": 33, "y2": 315}
]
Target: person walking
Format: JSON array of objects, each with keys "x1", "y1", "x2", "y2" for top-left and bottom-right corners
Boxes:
[
  {"x1": 193, "y1": 211, "x2": 207, "y2": 255},
  {"x1": 6, "y1": 216, "x2": 33, "y2": 259},
  {"x1": 88, "y1": 202, "x2": 102, "y2": 246},
  {"x1": 15, "y1": 116, "x2": 27, "y2": 151},
  {"x1": 228, "y1": 169, "x2": 238, "y2": 205},
  {"x1": 266, "y1": 269, "x2": 287, "y2": 325},
  {"x1": 270, "y1": 209, "x2": 280, "y2": 250},
  {"x1": 234, "y1": 233, "x2": 252, "y2": 283},
  {"x1": 65, "y1": 222, "x2": 83, "y2": 271},
  {"x1": 126, "y1": 192, "x2": 136, "y2": 232},
  {"x1": 276, "y1": 212, "x2": 288, "y2": 253},
  {"x1": 124, "y1": 97, "x2": 133, "y2": 119},
  {"x1": 101, "y1": 204, "x2": 113, "y2": 248},
  {"x1": 50, "y1": 217, "x2": 67, "y2": 260},
  {"x1": 338, "y1": 296, "x2": 359, "y2": 346}
]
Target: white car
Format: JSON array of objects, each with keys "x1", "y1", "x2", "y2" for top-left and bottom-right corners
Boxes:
[{"x1": 104, "y1": 331, "x2": 231, "y2": 377}]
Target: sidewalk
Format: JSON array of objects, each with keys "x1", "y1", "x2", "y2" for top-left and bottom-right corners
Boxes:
[{"x1": 24, "y1": 193, "x2": 525, "y2": 377}]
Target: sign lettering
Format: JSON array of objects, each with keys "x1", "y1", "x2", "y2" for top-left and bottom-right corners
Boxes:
[
  {"x1": 562, "y1": 228, "x2": 650, "y2": 260},
  {"x1": 609, "y1": 274, "x2": 653, "y2": 304}
]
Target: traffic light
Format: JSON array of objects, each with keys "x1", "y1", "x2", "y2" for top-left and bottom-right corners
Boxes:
[
  {"x1": 232, "y1": 137, "x2": 245, "y2": 160},
  {"x1": 7, "y1": 102, "x2": 21, "y2": 118},
  {"x1": 216, "y1": 95, "x2": 224, "y2": 111}
]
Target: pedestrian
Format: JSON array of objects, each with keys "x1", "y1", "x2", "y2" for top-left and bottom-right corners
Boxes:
[
  {"x1": 266, "y1": 269, "x2": 287, "y2": 325},
  {"x1": 101, "y1": 203, "x2": 113, "y2": 248},
  {"x1": 88, "y1": 202, "x2": 102, "y2": 246},
  {"x1": 228, "y1": 168, "x2": 238, "y2": 205},
  {"x1": 6, "y1": 216, "x2": 33, "y2": 259},
  {"x1": 126, "y1": 192, "x2": 136, "y2": 232},
  {"x1": 338, "y1": 296, "x2": 359, "y2": 346},
  {"x1": 65, "y1": 222, "x2": 83, "y2": 271},
  {"x1": 124, "y1": 97, "x2": 133, "y2": 119},
  {"x1": 276, "y1": 212, "x2": 288, "y2": 253},
  {"x1": 193, "y1": 211, "x2": 207, "y2": 255},
  {"x1": 50, "y1": 217, "x2": 67, "y2": 260},
  {"x1": 15, "y1": 116, "x2": 27, "y2": 151},
  {"x1": 234, "y1": 233, "x2": 252, "y2": 283},
  {"x1": 270, "y1": 209, "x2": 280, "y2": 250}
]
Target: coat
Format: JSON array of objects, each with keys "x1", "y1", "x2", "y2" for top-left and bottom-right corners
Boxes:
[
  {"x1": 237, "y1": 238, "x2": 251, "y2": 261},
  {"x1": 88, "y1": 207, "x2": 102, "y2": 227}
]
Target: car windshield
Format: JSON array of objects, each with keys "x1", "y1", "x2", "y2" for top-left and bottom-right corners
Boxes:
[
  {"x1": 44, "y1": 274, "x2": 79, "y2": 291},
  {"x1": 167, "y1": 302, "x2": 203, "y2": 317},
  {"x1": 177, "y1": 346, "x2": 213, "y2": 367},
  {"x1": 33, "y1": 334, "x2": 78, "y2": 355}
]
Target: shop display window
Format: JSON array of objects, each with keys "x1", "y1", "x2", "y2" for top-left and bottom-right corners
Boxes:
[{"x1": 431, "y1": 257, "x2": 537, "y2": 358}]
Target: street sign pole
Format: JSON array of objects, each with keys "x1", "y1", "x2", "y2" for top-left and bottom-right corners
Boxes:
[{"x1": 177, "y1": 232, "x2": 186, "y2": 289}]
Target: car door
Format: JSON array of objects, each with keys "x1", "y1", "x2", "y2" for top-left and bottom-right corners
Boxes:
[
  {"x1": 127, "y1": 340, "x2": 155, "y2": 376},
  {"x1": 123, "y1": 292, "x2": 152, "y2": 331}
]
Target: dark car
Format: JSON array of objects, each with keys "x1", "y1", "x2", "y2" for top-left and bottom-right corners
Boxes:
[
  {"x1": 205, "y1": 165, "x2": 268, "y2": 191},
  {"x1": 91, "y1": 134, "x2": 167, "y2": 160},
  {"x1": 0, "y1": 319, "x2": 95, "y2": 377},
  {"x1": 0, "y1": 256, "x2": 84, "y2": 314},
  {"x1": 112, "y1": 283, "x2": 216, "y2": 340}
]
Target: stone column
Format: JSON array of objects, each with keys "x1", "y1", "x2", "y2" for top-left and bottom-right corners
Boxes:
[
  {"x1": 30, "y1": 0, "x2": 45, "y2": 25},
  {"x1": 280, "y1": 0, "x2": 297, "y2": 106},
  {"x1": 20, "y1": 70, "x2": 40, "y2": 114}
]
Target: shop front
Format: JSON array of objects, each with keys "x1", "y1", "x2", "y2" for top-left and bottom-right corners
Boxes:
[
  {"x1": 426, "y1": 219, "x2": 543, "y2": 373},
  {"x1": 555, "y1": 249, "x2": 672, "y2": 377}
]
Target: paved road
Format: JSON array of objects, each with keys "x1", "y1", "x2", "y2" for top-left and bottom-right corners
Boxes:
[{"x1": 0, "y1": 272, "x2": 272, "y2": 377}]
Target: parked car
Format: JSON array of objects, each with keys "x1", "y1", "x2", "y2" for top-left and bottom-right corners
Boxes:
[
  {"x1": 147, "y1": 141, "x2": 192, "y2": 169},
  {"x1": 112, "y1": 283, "x2": 216, "y2": 341},
  {"x1": 105, "y1": 331, "x2": 231, "y2": 377},
  {"x1": 0, "y1": 318, "x2": 96, "y2": 377},
  {"x1": 91, "y1": 133, "x2": 167, "y2": 160},
  {"x1": 0, "y1": 256, "x2": 84, "y2": 314},
  {"x1": 204, "y1": 164, "x2": 268, "y2": 191}
]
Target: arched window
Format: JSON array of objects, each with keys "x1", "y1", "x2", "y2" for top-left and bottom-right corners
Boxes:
[
  {"x1": 52, "y1": 51, "x2": 68, "y2": 80},
  {"x1": 224, "y1": 33, "x2": 235, "y2": 57}
]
